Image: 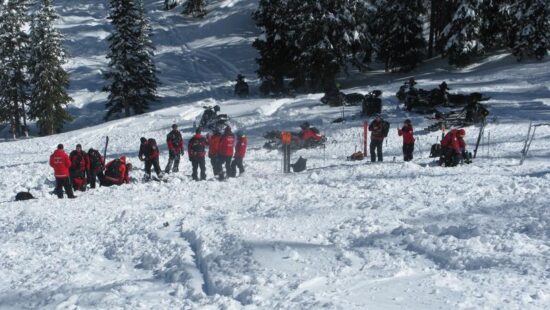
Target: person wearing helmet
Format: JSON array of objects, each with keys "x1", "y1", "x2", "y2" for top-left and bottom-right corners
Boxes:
[
  {"x1": 165, "y1": 124, "x2": 184, "y2": 173},
  {"x1": 69, "y1": 144, "x2": 90, "y2": 191},
  {"x1": 101, "y1": 156, "x2": 131, "y2": 186},
  {"x1": 440, "y1": 128, "x2": 466, "y2": 167},
  {"x1": 218, "y1": 126, "x2": 235, "y2": 179},
  {"x1": 368, "y1": 114, "x2": 390, "y2": 162},
  {"x1": 397, "y1": 119, "x2": 415, "y2": 162},
  {"x1": 230, "y1": 130, "x2": 248, "y2": 177}
]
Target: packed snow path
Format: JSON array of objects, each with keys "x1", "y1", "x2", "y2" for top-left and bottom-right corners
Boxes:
[{"x1": 1, "y1": 0, "x2": 550, "y2": 308}]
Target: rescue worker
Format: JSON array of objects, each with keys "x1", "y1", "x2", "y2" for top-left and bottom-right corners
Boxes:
[
  {"x1": 69, "y1": 144, "x2": 90, "y2": 191},
  {"x1": 87, "y1": 148, "x2": 104, "y2": 188},
  {"x1": 440, "y1": 128, "x2": 467, "y2": 167},
  {"x1": 298, "y1": 122, "x2": 322, "y2": 147},
  {"x1": 188, "y1": 128, "x2": 208, "y2": 181},
  {"x1": 368, "y1": 115, "x2": 389, "y2": 162},
  {"x1": 138, "y1": 137, "x2": 148, "y2": 169},
  {"x1": 230, "y1": 130, "x2": 247, "y2": 177},
  {"x1": 218, "y1": 126, "x2": 235, "y2": 180},
  {"x1": 144, "y1": 138, "x2": 163, "y2": 180},
  {"x1": 49, "y1": 144, "x2": 76, "y2": 199},
  {"x1": 101, "y1": 156, "x2": 131, "y2": 186},
  {"x1": 397, "y1": 119, "x2": 415, "y2": 162},
  {"x1": 208, "y1": 128, "x2": 222, "y2": 176},
  {"x1": 165, "y1": 124, "x2": 184, "y2": 173}
]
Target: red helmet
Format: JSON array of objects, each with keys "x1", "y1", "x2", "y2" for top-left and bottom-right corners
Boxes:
[{"x1": 457, "y1": 129, "x2": 465, "y2": 137}]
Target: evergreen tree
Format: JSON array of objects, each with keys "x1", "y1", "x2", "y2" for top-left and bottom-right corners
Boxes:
[
  {"x1": 372, "y1": 0, "x2": 426, "y2": 72},
  {"x1": 104, "y1": 0, "x2": 159, "y2": 120},
  {"x1": 510, "y1": 0, "x2": 550, "y2": 60},
  {"x1": 479, "y1": 0, "x2": 512, "y2": 49},
  {"x1": 0, "y1": 0, "x2": 30, "y2": 137},
  {"x1": 443, "y1": 0, "x2": 483, "y2": 66},
  {"x1": 28, "y1": 0, "x2": 73, "y2": 135},
  {"x1": 182, "y1": 0, "x2": 207, "y2": 17},
  {"x1": 164, "y1": 0, "x2": 181, "y2": 10}
]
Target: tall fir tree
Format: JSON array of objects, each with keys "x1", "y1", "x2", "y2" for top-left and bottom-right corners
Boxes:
[
  {"x1": 443, "y1": 0, "x2": 484, "y2": 66},
  {"x1": 479, "y1": 0, "x2": 512, "y2": 50},
  {"x1": 28, "y1": 0, "x2": 73, "y2": 136},
  {"x1": 104, "y1": 0, "x2": 159, "y2": 120},
  {"x1": 373, "y1": 0, "x2": 427, "y2": 71},
  {"x1": 182, "y1": 0, "x2": 207, "y2": 17},
  {"x1": 0, "y1": 0, "x2": 30, "y2": 137},
  {"x1": 510, "y1": 0, "x2": 550, "y2": 60}
]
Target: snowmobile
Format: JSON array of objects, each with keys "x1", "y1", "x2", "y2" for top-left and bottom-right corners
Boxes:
[
  {"x1": 263, "y1": 128, "x2": 327, "y2": 151},
  {"x1": 362, "y1": 90, "x2": 382, "y2": 116},
  {"x1": 196, "y1": 105, "x2": 231, "y2": 132},
  {"x1": 424, "y1": 102, "x2": 490, "y2": 132}
]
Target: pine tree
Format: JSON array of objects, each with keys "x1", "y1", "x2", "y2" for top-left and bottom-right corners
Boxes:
[
  {"x1": 479, "y1": 0, "x2": 512, "y2": 50},
  {"x1": 164, "y1": 0, "x2": 181, "y2": 10},
  {"x1": 104, "y1": 0, "x2": 159, "y2": 120},
  {"x1": 28, "y1": 0, "x2": 73, "y2": 136},
  {"x1": 373, "y1": 0, "x2": 427, "y2": 71},
  {"x1": 443, "y1": 0, "x2": 483, "y2": 66},
  {"x1": 182, "y1": 0, "x2": 207, "y2": 17},
  {"x1": 0, "y1": 0, "x2": 30, "y2": 137},
  {"x1": 510, "y1": 0, "x2": 550, "y2": 60}
]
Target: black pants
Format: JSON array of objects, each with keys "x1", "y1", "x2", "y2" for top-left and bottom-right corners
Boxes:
[
  {"x1": 370, "y1": 140, "x2": 383, "y2": 162},
  {"x1": 55, "y1": 177, "x2": 75, "y2": 198},
  {"x1": 88, "y1": 170, "x2": 103, "y2": 188},
  {"x1": 190, "y1": 157, "x2": 206, "y2": 180},
  {"x1": 165, "y1": 151, "x2": 181, "y2": 173},
  {"x1": 403, "y1": 143, "x2": 414, "y2": 162},
  {"x1": 230, "y1": 157, "x2": 244, "y2": 176},
  {"x1": 440, "y1": 146, "x2": 460, "y2": 167},
  {"x1": 145, "y1": 158, "x2": 161, "y2": 177},
  {"x1": 209, "y1": 155, "x2": 221, "y2": 176},
  {"x1": 219, "y1": 156, "x2": 232, "y2": 179}
]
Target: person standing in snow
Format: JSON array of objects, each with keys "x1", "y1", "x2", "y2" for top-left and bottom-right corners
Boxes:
[
  {"x1": 87, "y1": 148, "x2": 104, "y2": 189},
  {"x1": 188, "y1": 128, "x2": 208, "y2": 181},
  {"x1": 440, "y1": 128, "x2": 467, "y2": 167},
  {"x1": 230, "y1": 130, "x2": 247, "y2": 177},
  {"x1": 368, "y1": 115, "x2": 389, "y2": 162},
  {"x1": 165, "y1": 124, "x2": 184, "y2": 173},
  {"x1": 397, "y1": 119, "x2": 415, "y2": 162},
  {"x1": 69, "y1": 144, "x2": 90, "y2": 192},
  {"x1": 208, "y1": 127, "x2": 222, "y2": 177},
  {"x1": 49, "y1": 144, "x2": 76, "y2": 199},
  {"x1": 101, "y1": 156, "x2": 131, "y2": 186},
  {"x1": 144, "y1": 138, "x2": 163, "y2": 180},
  {"x1": 218, "y1": 126, "x2": 235, "y2": 180},
  {"x1": 138, "y1": 137, "x2": 148, "y2": 169}
]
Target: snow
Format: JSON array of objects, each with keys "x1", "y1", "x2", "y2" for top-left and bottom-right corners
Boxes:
[{"x1": 1, "y1": 0, "x2": 550, "y2": 309}]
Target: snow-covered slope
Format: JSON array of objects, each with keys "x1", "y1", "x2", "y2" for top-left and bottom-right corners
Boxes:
[{"x1": 1, "y1": 0, "x2": 550, "y2": 309}]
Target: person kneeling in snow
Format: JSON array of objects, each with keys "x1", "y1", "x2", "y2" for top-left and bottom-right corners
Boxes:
[
  {"x1": 440, "y1": 128, "x2": 467, "y2": 167},
  {"x1": 298, "y1": 122, "x2": 322, "y2": 147},
  {"x1": 101, "y1": 156, "x2": 131, "y2": 186}
]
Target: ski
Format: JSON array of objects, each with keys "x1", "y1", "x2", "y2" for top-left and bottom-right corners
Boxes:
[
  {"x1": 520, "y1": 123, "x2": 537, "y2": 165},
  {"x1": 473, "y1": 119, "x2": 486, "y2": 159}
]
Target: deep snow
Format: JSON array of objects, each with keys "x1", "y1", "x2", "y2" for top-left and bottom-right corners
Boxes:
[{"x1": 1, "y1": 0, "x2": 550, "y2": 309}]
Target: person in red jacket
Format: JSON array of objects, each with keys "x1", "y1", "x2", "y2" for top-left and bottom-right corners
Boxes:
[
  {"x1": 49, "y1": 144, "x2": 76, "y2": 199},
  {"x1": 397, "y1": 119, "x2": 415, "y2": 162},
  {"x1": 440, "y1": 128, "x2": 466, "y2": 167},
  {"x1": 101, "y1": 156, "x2": 132, "y2": 186},
  {"x1": 298, "y1": 122, "x2": 322, "y2": 147},
  {"x1": 69, "y1": 144, "x2": 90, "y2": 192},
  {"x1": 368, "y1": 115, "x2": 389, "y2": 162},
  {"x1": 165, "y1": 124, "x2": 184, "y2": 173},
  {"x1": 218, "y1": 126, "x2": 235, "y2": 180},
  {"x1": 207, "y1": 128, "x2": 222, "y2": 177},
  {"x1": 230, "y1": 130, "x2": 247, "y2": 177},
  {"x1": 188, "y1": 128, "x2": 208, "y2": 181},
  {"x1": 143, "y1": 138, "x2": 163, "y2": 180}
]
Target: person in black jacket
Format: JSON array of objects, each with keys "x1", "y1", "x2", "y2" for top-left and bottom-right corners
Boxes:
[
  {"x1": 188, "y1": 128, "x2": 208, "y2": 181},
  {"x1": 87, "y1": 148, "x2": 104, "y2": 188},
  {"x1": 368, "y1": 115, "x2": 389, "y2": 162}
]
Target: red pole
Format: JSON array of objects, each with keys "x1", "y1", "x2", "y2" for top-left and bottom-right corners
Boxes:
[{"x1": 363, "y1": 121, "x2": 368, "y2": 155}]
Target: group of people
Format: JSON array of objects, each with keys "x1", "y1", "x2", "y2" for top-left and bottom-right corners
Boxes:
[
  {"x1": 369, "y1": 114, "x2": 468, "y2": 166},
  {"x1": 49, "y1": 144, "x2": 131, "y2": 199},
  {"x1": 138, "y1": 124, "x2": 248, "y2": 182}
]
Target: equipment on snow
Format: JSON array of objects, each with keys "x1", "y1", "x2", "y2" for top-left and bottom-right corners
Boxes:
[
  {"x1": 473, "y1": 119, "x2": 487, "y2": 159},
  {"x1": 429, "y1": 143, "x2": 442, "y2": 158},
  {"x1": 362, "y1": 90, "x2": 382, "y2": 116},
  {"x1": 347, "y1": 151, "x2": 365, "y2": 161},
  {"x1": 103, "y1": 136, "x2": 109, "y2": 162},
  {"x1": 520, "y1": 122, "x2": 550, "y2": 165},
  {"x1": 291, "y1": 156, "x2": 307, "y2": 172},
  {"x1": 15, "y1": 191, "x2": 35, "y2": 201}
]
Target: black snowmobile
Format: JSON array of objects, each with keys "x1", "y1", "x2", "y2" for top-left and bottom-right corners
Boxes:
[
  {"x1": 362, "y1": 90, "x2": 382, "y2": 116},
  {"x1": 196, "y1": 105, "x2": 230, "y2": 131},
  {"x1": 424, "y1": 101, "x2": 490, "y2": 132}
]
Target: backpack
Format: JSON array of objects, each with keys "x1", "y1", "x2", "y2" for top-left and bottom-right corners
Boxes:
[
  {"x1": 348, "y1": 151, "x2": 364, "y2": 161},
  {"x1": 106, "y1": 159, "x2": 122, "y2": 178},
  {"x1": 381, "y1": 121, "x2": 390, "y2": 137},
  {"x1": 146, "y1": 138, "x2": 158, "y2": 156},
  {"x1": 190, "y1": 137, "x2": 206, "y2": 153},
  {"x1": 168, "y1": 131, "x2": 182, "y2": 147},
  {"x1": 291, "y1": 156, "x2": 307, "y2": 172},
  {"x1": 311, "y1": 127, "x2": 320, "y2": 134},
  {"x1": 15, "y1": 191, "x2": 35, "y2": 201},
  {"x1": 430, "y1": 143, "x2": 441, "y2": 158}
]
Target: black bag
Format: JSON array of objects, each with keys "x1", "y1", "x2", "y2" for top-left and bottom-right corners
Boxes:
[
  {"x1": 15, "y1": 191, "x2": 35, "y2": 201},
  {"x1": 291, "y1": 156, "x2": 307, "y2": 172},
  {"x1": 146, "y1": 138, "x2": 158, "y2": 157},
  {"x1": 381, "y1": 121, "x2": 390, "y2": 137},
  {"x1": 190, "y1": 138, "x2": 206, "y2": 153},
  {"x1": 430, "y1": 143, "x2": 442, "y2": 158},
  {"x1": 106, "y1": 159, "x2": 122, "y2": 178},
  {"x1": 167, "y1": 131, "x2": 182, "y2": 147}
]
